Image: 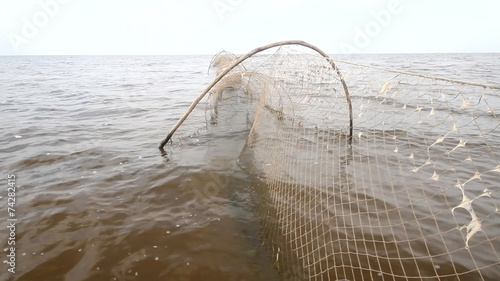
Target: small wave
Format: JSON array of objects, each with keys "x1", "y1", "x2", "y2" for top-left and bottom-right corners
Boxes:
[
  {"x1": 119, "y1": 83, "x2": 138, "y2": 88},
  {"x1": 48, "y1": 89, "x2": 65, "y2": 94}
]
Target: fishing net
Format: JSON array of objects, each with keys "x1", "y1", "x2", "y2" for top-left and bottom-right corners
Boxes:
[{"x1": 159, "y1": 41, "x2": 500, "y2": 281}]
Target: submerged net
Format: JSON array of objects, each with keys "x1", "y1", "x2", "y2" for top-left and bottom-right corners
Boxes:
[{"x1": 160, "y1": 41, "x2": 500, "y2": 281}]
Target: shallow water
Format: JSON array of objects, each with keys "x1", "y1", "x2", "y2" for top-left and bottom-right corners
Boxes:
[{"x1": 0, "y1": 53, "x2": 499, "y2": 281}]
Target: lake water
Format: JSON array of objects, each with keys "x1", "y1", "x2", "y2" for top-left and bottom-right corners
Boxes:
[{"x1": 0, "y1": 53, "x2": 499, "y2": 281}]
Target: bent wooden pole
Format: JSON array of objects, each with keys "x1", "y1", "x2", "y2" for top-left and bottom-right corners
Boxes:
[{"x1": 158, "y1": 40, "x2": 353, "y2": 151}]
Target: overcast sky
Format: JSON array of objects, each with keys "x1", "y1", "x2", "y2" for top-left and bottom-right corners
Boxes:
[{"x1": 0, "y1": 0, "x2": 499, "y2": 55}]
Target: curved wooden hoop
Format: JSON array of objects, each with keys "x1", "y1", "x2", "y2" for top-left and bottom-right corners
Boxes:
[{"x1": 159, "y1": 40, "x2": 353, "y2": 151}]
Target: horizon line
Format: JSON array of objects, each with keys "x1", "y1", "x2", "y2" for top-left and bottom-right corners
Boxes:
[{"x1": 1, "y1": 51, "x2": 500, "y2": 57}]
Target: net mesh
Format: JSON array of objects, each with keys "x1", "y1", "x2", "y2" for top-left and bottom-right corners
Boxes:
[{"x1": 162, "y1": 41, "x2": 500, "y2": 281}]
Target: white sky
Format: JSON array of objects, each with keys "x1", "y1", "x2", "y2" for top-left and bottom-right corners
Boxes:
[{"x1": 0, "y1": 0, "x2": 499, "y2": 55}]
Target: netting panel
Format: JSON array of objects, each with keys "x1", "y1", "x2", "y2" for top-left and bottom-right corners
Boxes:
[{"x1": 332, "y1": 63, "x2": 499, "y2": 280}]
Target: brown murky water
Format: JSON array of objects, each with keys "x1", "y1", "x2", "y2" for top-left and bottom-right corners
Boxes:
[{"x1": 0, "y1": 54, "x2": 499, "y2": 281}]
